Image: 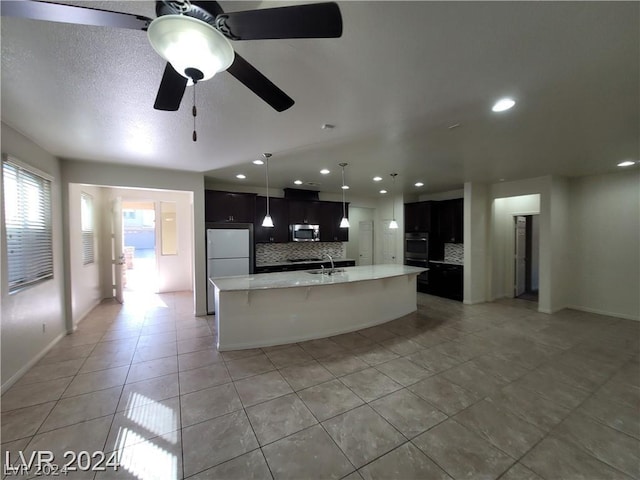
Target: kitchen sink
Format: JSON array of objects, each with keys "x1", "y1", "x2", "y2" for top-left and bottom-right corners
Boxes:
[{"x1": 306, "y1": 269, "x2": 346, "y2": 275}]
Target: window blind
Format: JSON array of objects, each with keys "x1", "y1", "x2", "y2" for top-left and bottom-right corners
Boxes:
[
  {"x1": 81, "y1": 192, "x2": 95, "y2": 265},
  {"x1": 2, "y1": 159, "x2": 53, "y2": 292}
]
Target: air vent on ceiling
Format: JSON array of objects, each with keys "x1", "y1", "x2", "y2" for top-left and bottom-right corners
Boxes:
[{"x1": 283, "y1": 188, "x2": 320, "y2": 200}]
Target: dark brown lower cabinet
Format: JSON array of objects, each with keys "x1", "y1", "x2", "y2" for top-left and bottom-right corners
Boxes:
[{"x1": 426, "y1": 262, "x2": 463, "y2": 301}]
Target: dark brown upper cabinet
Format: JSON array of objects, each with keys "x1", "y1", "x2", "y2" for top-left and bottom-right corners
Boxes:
[
  {"x1": 255, "y1": 196, "x2": 289, "y2": 243},
  {"x1": 205, "y1": 190, "x2": 256, "y2": 223},
  {"x1": 404, "y1": 201, "x2": 433, "y2": 232},
  {"x1": 288, "y1": 200, "x2": 323, "y2": 225},
  {"x1": 437, "y1": 198, "x2": 463, "y2": 243},
  {"x1": 320, "y1": 202, "x2": 349, "y2": 242}
]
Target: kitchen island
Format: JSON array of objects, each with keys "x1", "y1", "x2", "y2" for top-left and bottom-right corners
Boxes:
[{"x1": 211, "y1": 264, "x2": 426, "y2": 350}]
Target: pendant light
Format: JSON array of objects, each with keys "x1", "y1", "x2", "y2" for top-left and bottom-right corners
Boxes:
[
  {"x1": 339, "y1": 163, "x2": 350, "y2": 228},
  {"x1": 389, "y1": 173, "x2": 399, "y2": 229},
  {"x1": 261, "y1": 153, "x2": 274, "y2": 228}
]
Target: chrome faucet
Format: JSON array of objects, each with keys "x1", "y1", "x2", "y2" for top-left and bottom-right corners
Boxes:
[{"x1": 323, "y1": 254, "x2": 335, "y2": 275}]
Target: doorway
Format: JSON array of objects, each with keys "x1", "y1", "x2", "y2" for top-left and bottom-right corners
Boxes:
[
  {"x1": 358, "y1": 220, "x2": 373, "y2": 265},
  {"x1": 514, "y1": 214, "x2": 539, "y2": 302},
  {"x1": 122, "y1": 201, "x2": 158, "y2": 293},
  {"x1": 381, "y1": 219, "x2": 398, "y2": 264}
]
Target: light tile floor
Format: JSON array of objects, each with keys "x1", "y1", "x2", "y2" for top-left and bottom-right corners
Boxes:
[{"x1": 2, "y1": 291, "x2": 639, "y2": 479}]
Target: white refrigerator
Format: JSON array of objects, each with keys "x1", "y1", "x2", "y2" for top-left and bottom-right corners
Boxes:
[{"x1": 207, "y1": 228, "x2": 251, "y2": 314}]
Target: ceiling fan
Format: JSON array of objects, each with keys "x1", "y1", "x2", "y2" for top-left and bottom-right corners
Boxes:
[{"x1": 1, "y1": 0, "x2": 343, "y2": 112}]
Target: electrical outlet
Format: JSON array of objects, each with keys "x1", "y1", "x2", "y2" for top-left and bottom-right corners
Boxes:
[{"x1": 42, "y1": 323, "x2": 46, "y2": 333}]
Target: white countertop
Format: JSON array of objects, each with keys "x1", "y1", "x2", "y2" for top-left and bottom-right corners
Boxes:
[{"x1": 211, "y1": 264, "x2": 427, "y2": 291}]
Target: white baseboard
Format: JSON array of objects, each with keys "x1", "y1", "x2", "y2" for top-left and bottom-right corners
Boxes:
[
  {"x1": 1, "y1": 331, "x2": 67, "y2": 394},
  {"x1": 73, "y1": 298, "x2": 103, "y2": 330},
  {"x1": 566, "y1": 304, "x2": 639, "y2": 322}
]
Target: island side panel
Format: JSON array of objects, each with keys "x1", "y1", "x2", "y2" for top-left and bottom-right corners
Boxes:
[{"x1": 216, "y1": 274, "x2": 420, "y2": 350}]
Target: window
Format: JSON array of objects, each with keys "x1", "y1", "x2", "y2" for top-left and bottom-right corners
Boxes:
[
  {"x1": 81, "y1": 192, "x2": 94, "y2": 265},
  {"x1": 2, "y1": 157, "x2": 53, "y2": 292}
]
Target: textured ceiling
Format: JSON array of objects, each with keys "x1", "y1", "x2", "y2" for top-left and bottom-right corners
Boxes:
[{"x1": 1, "y1": 1, "x2": 638, "y2": 197}]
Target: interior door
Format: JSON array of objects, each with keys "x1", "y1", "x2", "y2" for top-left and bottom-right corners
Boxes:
[
  {"x1": 381, "y1": 220, "x2": 398, "y2": 264},
  {"x1": 111, "y1": 197, "x2": 124, "y2": 303},
  {"x1": 358, "y1": 220, "x2": 373, "y2": 265},
  {"x1": 514, "y1": 216, "x2": 527, "y2": 297}
]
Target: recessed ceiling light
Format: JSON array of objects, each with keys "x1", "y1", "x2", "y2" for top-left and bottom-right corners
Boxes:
[
  {"x1": 320, "y1": 169, "x2": 330, "y2": 175},
  {"x1": 617, "y1": 160, "x2": 636, "y2": 167},
  {"x1": 341, "y1": 185, "x2": 350, "y2": 190},
  {"x1": 415, "y1": 182, "x2": 424, "y2": 187},
  {"x1": 294, "y1": 180, "x2": 303, "y2": 185},
  {"x1": 380, "y1": 190, "x2": 387, "y2": 194},
  {"x1": 236, "y1": 174, "x2": 246, "y2": 179},
  {"x1": 492, "y1": 98, "x2": 516, "y2": 112},
  {"x1": 252, "y1": 159, "x2": 264, "y2": 165},
  {"x1": 373, "y1": 176, "x2": 382, "y2": 182}
]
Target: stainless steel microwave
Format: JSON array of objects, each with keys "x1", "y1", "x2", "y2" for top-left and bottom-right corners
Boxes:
[{"x1": 291, "y1": 224, "x2": 320, "y2": 242}]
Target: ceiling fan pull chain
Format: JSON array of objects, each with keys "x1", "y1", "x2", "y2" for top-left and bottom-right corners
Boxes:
[{"x1": 192, "y1": 83, "x2": 197, "y2": 142}]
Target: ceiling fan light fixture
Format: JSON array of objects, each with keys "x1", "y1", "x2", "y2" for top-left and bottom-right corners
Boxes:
[{"x1": 147, "y1": 15, "x2": 234, "y2": 82}]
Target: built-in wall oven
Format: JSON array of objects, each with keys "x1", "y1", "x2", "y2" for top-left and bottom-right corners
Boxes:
[
  {"x1": 405, "y1": 232, "x2": 429, "y2": 291},
  {"x1": 405, "y1": 232, "x2": 428, "y2": 259}
]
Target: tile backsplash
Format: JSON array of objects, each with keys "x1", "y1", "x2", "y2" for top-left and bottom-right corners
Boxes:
[
  {"x1": 444, "y1": 243, "x2": 464, "y2": 264},
  {"x1": 256, "y1": 242, "x2": 346, "y2": 265}
]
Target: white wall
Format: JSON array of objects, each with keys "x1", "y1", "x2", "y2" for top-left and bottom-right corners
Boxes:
[
  {"x1": 531, "y1": 215, "x2": 540, "y2": 290},
  {"x1": 475, "y1": 172, "x2": 638, "y2": 320},
  {"x1": 68, "y1": 183, "x2": 103, "y2": 329},
  {"x1": 464, "y1": 182, "x2": 490, "y2": 304},
  {"x1": 568, "y1": 170, "x2": 639, "y2": 320},
  {"x1": 491, "y1": 194, "x2": 540, "y2": 299},
  {"x1": 548, "y1": 176, "x2": 571, "y2": 312},
  {"x1": 61, "y1": 159, "x2": 206, "y2": 315},
  {"x1": 103, "y1": 187, "x2": 193, "y2": 294},
  {"x1": 1, "y1": 122, "x2": 67, "y2": 391},
  {"x1": 467, "y1": 175, "x2": 571, "y2": 313}
]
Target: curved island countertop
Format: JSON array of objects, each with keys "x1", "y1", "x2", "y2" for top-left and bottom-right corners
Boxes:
[
  {"x1": 211, "y1": 264, "x2": 427, "y2": 291},
  {"x1": 211, "y1": 264, "x2": 427, "y2": 351}
]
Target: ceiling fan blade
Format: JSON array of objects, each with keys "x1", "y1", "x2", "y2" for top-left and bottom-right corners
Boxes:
[
  {"x1": 1, "y1": 0, "x2": 152, "y2": 30},
  {"x1": 216, "y1": 2, "x2": 342, "y2": 40},
  {"x1": 154, "y1": 63, "x2": 188, "y2": 111},
  {"x1": 226, "y1": 54, "x2": 294, "y2": 112}
]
